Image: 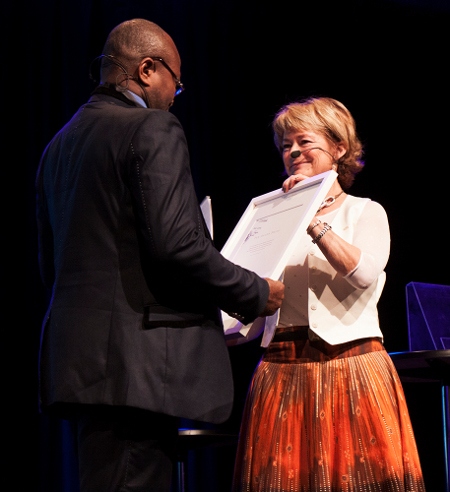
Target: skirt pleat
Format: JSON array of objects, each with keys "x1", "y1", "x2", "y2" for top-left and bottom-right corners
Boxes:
[{"x1": 232, "y1": 327, "x2": 426, "y2": 492}]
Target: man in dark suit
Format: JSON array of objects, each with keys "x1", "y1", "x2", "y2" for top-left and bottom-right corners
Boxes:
[{"x1": 35, "y1": 18, "x2": 284, "y2": 492}]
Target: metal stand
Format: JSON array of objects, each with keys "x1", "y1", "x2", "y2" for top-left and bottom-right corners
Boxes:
[
  {"x1": 175, "y1": 428, "x2": 238, "y2": 492},
  {"x1": 390, "y1": 349, "x2": 449, "y2": 492}
]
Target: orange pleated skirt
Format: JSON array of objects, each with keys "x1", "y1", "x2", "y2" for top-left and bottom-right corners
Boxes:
[{"x1": 232, "y1": 326, "x2": 426, "y2": 492}]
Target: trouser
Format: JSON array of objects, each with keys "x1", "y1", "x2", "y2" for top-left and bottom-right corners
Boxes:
[{"x1": 72, "y1": 405, "x2": 179, "y2": 492}]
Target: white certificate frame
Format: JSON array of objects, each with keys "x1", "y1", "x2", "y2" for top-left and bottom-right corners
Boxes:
[{"x1": 221, "y1": 169, "x2": 337, "y2": 335}]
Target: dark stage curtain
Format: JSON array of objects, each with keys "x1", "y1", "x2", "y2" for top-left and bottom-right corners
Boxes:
[{"x1": 14, "y1": 0, "x2": 450, "y2": 490}]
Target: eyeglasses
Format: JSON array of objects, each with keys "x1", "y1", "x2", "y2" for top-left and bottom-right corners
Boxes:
[{"x1": 151, "y1": 57, "x2": 185, "y2": 96}]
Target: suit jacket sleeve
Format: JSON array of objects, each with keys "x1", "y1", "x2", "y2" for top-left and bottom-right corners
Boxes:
[{"x1": 126, "y1": 109, "x2": 268, "y2": 324}]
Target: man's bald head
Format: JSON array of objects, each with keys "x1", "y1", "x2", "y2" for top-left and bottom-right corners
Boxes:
[{"x1": 100, "y1": 18, "x2": 180, "y2": 81}]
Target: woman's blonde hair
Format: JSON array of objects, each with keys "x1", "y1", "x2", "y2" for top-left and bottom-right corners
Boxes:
[{"x1": 272, "y1": 97, "x2": 364, "y2": 189}]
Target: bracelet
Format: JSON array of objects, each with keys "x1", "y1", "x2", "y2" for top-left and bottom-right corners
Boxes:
[
  {"x1": 312, "y1": 223, "x2": 331, "y2": 244},
  {"x1": 306, "y1": 219, "x2": 322, "y2": 234}
]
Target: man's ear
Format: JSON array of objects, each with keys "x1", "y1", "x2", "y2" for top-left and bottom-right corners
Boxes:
[{"x1": 137, "y1": 58, "x2": 154, "y2": 86}]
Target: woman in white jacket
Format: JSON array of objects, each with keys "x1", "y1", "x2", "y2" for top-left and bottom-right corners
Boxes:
[{"x1": 232, "y1": 97, "x2": 426, "y2": 492}]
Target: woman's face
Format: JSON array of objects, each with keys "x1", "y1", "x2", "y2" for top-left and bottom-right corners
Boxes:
[{"x1": 281, "y1": 129, "x2": 337, "y2": 177}]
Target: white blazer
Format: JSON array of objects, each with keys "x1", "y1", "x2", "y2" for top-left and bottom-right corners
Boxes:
[{"x1": 261, "y1": 195, "x2": 389, "y2": 347}]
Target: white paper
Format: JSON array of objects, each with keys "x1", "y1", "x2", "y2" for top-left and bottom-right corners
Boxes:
[{"x1": 200, "y1": 195, "x2": 213, "y2": 239}]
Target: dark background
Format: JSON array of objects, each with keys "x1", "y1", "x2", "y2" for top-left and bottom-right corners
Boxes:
[{"x1": 9, "y1": 0, "x2": 450, "y2": 489}]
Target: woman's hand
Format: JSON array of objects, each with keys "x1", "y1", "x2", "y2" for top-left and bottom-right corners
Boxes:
[{"x1": 282, "y1": 173, "x2": 309, "y2": 193}]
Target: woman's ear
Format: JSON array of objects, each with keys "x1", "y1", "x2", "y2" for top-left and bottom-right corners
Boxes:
[{"x1": 335, "y1": 143, "x2": 347, "y2": 160}]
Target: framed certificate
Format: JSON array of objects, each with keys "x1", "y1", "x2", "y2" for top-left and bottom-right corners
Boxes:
[{"x1": 220, "y1": 169, "x2": 337, "y2": 335}]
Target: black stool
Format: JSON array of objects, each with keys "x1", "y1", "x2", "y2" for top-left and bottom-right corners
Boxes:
[{"x1": 175, "y1": 428, "x2": 238, "y2": 492}]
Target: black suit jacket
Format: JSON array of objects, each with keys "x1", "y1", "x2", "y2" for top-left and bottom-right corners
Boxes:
[{"x1": 35, "y1": 88, "x2": 269, "y2": 423}]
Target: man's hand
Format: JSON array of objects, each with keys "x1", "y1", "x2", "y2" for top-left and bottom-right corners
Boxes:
[{"x1": 259, "y1": 278, "x2": 285, "y2": 317}]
